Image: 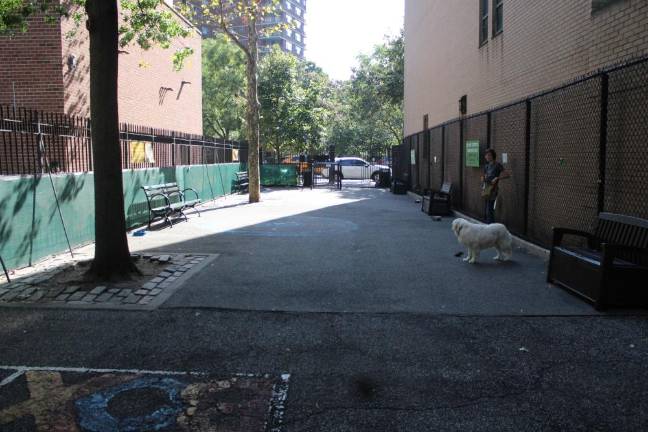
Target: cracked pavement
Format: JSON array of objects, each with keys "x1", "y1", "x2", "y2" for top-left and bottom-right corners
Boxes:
[{"x1": 1, "y1": 188, "x2": 647, "y2": 431}]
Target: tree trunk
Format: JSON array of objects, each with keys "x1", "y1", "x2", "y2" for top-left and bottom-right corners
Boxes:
[
  {"x1": 86, "y1": 0, "x2": 137, "y2": 279},
  {"x1": 245, "y1": 13, "x2": 261, "y2": 203}
]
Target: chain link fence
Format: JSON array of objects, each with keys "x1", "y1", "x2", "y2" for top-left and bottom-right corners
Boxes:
[{"x1": 393, "y1": 56, "x2": 648, "y2": 248}]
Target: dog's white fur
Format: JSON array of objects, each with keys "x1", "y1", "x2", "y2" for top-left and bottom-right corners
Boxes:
[{"x1": 451, "y1": 218, "x2": 513, "y2": 264}]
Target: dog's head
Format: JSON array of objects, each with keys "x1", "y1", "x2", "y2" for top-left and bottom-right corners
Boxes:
[{"x1": 451, "y1": 218, "x2": 466, "y2": 237}]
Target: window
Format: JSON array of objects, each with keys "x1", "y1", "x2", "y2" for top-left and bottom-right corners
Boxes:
[
  {"x1": 286, "y1": 41, "x2": 293, "y2": 51},
  {"x1": 479, "y1": 0, "x2": 488, "y2": 45},
  {"x1": 352, "y1": 159, "x2": 367, "y2": 166},
  {"x1": 493, "y1": 0, "x2": 503, "y2": 36},
  {"x1": 339, "y1": 160, "x2": 353, "y2": 166}
]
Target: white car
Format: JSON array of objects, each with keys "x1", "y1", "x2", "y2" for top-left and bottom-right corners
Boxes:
[{"x1": 322, "y1": 157, "x2": 390, "y2": 181}]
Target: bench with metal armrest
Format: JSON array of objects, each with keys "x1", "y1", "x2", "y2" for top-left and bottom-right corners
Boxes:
[
  {"x1": 141, "y1": 183, "x2": 201, "y2": 228},
  {"x1": 235, "y1": 171, "x2": 249, "y2": 193}
]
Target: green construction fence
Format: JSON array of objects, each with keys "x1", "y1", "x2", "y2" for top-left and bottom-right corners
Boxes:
[{"x1": 0, "y1": 163, "x2": 243, "y2": 270}]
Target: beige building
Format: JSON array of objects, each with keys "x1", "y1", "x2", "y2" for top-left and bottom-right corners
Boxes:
[{"x1": 404, "y1": 0, "x2": 648, "y2": 136}]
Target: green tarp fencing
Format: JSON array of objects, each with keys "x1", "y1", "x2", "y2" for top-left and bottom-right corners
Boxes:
[
  {"x1": 260, "y1": 164, "x2": 298, "y2": 187},
  {"x1": 0, "y1": 163, "x2": 242, "y2": 270}
]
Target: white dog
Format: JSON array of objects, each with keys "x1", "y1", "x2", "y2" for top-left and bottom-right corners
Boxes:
[{"x1": 451, "y1": 218, "x2": 513, "y2": 264}]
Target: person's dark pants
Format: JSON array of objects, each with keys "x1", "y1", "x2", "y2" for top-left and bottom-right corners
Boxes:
[{"x1": 485, "y1": 199, "x2": 496, "y2": 224}]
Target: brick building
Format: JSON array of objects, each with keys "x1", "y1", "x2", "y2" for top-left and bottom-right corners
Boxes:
[
  {"x1": 0, "y1": 2, "x2": 203, "y2": 134},
  {"x1": 404, "y1": 0, "x2": 648, "y2": 135}
]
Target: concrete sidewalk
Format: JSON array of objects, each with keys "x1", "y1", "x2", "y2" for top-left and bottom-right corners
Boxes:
[{"x1": 128, "y1": 187, "x2": 596, "y2": 316}]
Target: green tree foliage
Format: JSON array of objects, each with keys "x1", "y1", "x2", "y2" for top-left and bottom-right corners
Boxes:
[
  {"x1": 327, "y1": 32, "x2": 404, "y2": 159},
  {"x1": 257, "y1": 47, "x2": 331, "y2": 161},
  {"x1": 258, "y1": 47, "x2": 299, "y2": 161},
  {"x1": 293, "y1": 60, "x2": 332, "y2": 156},
  {"x1": 179, "y1": 0, "x2": 290, "y2": 203},
  {"x1": 202, "y1": 34, "x2": 246, "y2": 140},
  {"x1": 201, "y1": 29, "x2": 403, "y2": 161}
]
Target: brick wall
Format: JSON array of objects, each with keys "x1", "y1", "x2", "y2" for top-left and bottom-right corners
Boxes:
[
  {"x1": 404, "y1": 0, "x2": 648, "y2": 135},
  {"x1": 0, "y1": 15, "x2": 65, "y2": 113},
  {"x1": 0, "y1": 6, "x2": 202, "y2": 135},
  {"x1": 60, "y1": 4, "x2": 203, "y2": 134}
]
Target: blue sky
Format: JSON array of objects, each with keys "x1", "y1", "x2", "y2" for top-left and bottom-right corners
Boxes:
[{"x1": 304, "y1": 0, "x2": 404, "y2": 81}]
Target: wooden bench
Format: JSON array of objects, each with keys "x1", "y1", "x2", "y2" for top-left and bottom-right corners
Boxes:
[
  {"x1": 235, "y1": 171, "x2": 249, "y2": 193},
  {"x1": 547, "y1": 212, "x2": 648, "y2": 310},
  {"x1": 422, "y1": 182, "x2": 452, "y2": 216},
  {"x1": 141, "y1": 183, "x2": 201, "y2": 228}
]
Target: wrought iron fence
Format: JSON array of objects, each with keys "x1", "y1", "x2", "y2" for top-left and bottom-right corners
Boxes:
[
  {"x1": 0, "y1": 105, "x2": 248, "y2": 176},
  {"x1": 394, "y1": 55, "x2": 648, "y2": 248}
]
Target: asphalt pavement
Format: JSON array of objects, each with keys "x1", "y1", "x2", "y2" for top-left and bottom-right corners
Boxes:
[{"x1": 1, "y1": 186, "x2": 647, "y2": 431}]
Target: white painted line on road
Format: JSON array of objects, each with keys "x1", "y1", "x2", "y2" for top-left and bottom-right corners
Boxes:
[
  {"x1": 0, "y1": 365, "x2": 290, "y2": 385},
  {"x1": 0, "y1": 370, "x2": 24, "y2": 387},
  {"x1": 0, "y1": 365, "x2": 194, "y2": 384}
]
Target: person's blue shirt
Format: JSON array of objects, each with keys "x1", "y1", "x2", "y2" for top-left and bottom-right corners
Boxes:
[{"x1": 483, "y1": 161, "x2": 504, "y2": 184}]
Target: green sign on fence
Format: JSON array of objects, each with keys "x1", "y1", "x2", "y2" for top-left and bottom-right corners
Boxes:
[{"x1": 465, "y1": 140, "x2": 480, "y2": 167}]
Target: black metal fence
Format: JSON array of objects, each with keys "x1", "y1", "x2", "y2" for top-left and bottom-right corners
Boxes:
[
  {"x1": 394, "y1": 56, "x2": 648, "y2": 248},
  {"x1": 0, "y1": 105, "x2": 248, "y2": 175}
]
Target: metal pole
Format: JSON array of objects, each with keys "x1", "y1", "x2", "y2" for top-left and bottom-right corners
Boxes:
[
  {"x1": 459, "y1": 119, "x2": 464, "y2": 210},
  {"x1": 38, "y1": 117, "x2": 74, "y2": 258},
  {"x1": 598, "y1": 73, "x2": 609, "y2": 215},
  {"x1": 0, "y1": 255, "x2": 10, "y2": 283},
  {"x1": 524, "y1": 99, "x2": 532, "y2": 236}
]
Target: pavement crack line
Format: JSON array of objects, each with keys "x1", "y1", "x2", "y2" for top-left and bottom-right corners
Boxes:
[{"x1": 283, "y1": 361, "x2": 572, "y2": 427}]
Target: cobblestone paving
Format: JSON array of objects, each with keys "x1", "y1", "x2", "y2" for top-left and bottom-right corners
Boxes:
[{"x1": 0, "y1": 254, "x2": 212, "y2": 309}]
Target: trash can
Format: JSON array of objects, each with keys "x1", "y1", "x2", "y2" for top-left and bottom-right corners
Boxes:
[
  {"x1": 376, "y1": 170, "x2": 391, "y2": 188},
  {"x1": 302, "y1": 169, "x2": 313, "y2": 187},
  {"x1": 391, "y1": 179, "x2": 407, "y2": 194}
]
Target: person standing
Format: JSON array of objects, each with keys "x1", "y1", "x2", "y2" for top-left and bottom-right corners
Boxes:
[{"x1": 481, "y1": 149, "x2": 505, "y2": 224}]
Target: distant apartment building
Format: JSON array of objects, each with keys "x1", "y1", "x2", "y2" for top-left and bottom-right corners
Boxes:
[
  {"x1": 0, "y1": 2, "x2": 203, "y2": 134},
  {"x1": 404, "y1": 0, "x2": 648, "y2": 135},
  {"x1": 197, "y1": 0, "x2": 307, "y2": 59}
]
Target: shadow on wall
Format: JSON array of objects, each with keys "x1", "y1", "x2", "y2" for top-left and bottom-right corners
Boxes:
[
  {"x1": 0, "y1": 174, "x2": 88, "y2": 269},
  {"x1": 0, "y1": 164, "x2": 243, "y2": 270},
  {"x1": 123, "y1": 164, "x2": 243, "y2": 229},
  {"x1": 124, "y1": 167, "x2": 179, "y2": 228}
]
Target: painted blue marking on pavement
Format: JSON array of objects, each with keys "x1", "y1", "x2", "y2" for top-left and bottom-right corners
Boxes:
[{"x1": 75, "y1": 376, "x2": 185, "y2": 432}]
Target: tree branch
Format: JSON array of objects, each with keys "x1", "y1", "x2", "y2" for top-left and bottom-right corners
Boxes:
[{"x1": 215, "y1": 0, "x2": 253, "y2": 64}]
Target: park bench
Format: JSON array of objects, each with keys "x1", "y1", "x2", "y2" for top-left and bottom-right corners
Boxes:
[
  {"x1": 422, "y1": 182, "x2": 452, "y2": 216},
  {"x1": 235, "y1": 171, "x2": 249, "y2": 193},
  {"x1": 547, "y1": 212, "x2": 648, "y2": 310},
  {"x1": 141, "y1": 183, "x2": 201, "y2": 228}
]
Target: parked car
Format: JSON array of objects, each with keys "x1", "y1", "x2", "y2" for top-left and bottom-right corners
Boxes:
[{"x1": 322, "y1": 157, "x2": 390, "y2": 181}]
